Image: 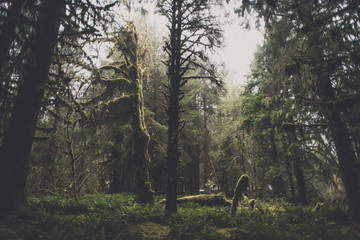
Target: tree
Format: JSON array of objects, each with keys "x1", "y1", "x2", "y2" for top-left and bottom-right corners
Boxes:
[
  {"x1": 0, "y1": 0, "x2": 66, "y2": 217},
  {"x1": 211, "y1": 85, "x2": 247, "y2": 197},
  {"x1": 0, "y1": 1, "x2": 23, "y2": 103},
  {"x1": 197, "y1": 77, "x2": 222, "y2": 190},
  {"x1": 0, "y1": 1, "x2": 28, "y2": 145},
  {"x1": 157, "y1": 0, "x2": 222, "y2": 213},
  {"x1": 239, "y1": 0, "x2": 360, "y2": 220},
  {"x1": 98, "y1": 22, "x2": 154, "y2": 203},
  {"x1": 0, "y1": 0, "x2": 118, "y2": 217}
]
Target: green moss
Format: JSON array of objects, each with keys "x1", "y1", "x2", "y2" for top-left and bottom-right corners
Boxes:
[
  {"x1": 2, "y1": 194, "x2": 358, "y2": 240},
  {"x1": 249, "y1": 199, "x2": 255, "y2": 210},
  {"x1": 159, "y1": 193, "x2": 231, "y2": 207},
  {"x1": 231, "y1": 174, "x2": 249, "y2": 217},
  {"x1": 313, "y1": 202, "x2": 325, "y2": 212}
]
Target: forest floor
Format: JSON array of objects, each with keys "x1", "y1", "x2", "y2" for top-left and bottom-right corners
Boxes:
[{"x1": 0, "y1": 193, "x2": 359, "y2": 240}]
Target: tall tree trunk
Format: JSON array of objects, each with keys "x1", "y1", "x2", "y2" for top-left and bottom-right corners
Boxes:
[
  {"x1": 316, "y1": 75, "x2": 360, "y2": 221},
  {"x1": 308, "y1": 23, "x2": 360, "y2": 222},
  {"x1": 329, "y1": 113, "x2": 360, "y2": 222},
  {"x1": 165, "y1": 0, "x2": 183, "y2": 214},
  {"x1": 131, "y1": 71, "x2": 154, "y2": 203},
  {"x1": 166, "y1": 76, "x2": 181, "y2": 213},
  {"x1": 314, "y1": 69, "x2": 360, "y2": 220},
  {"x1": 0, "y1": 0, "x2": 65, "y2": 217}
]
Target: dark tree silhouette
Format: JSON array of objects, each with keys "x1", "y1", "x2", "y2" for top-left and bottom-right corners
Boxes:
[
  {"x1": 157, "y1": 0, "x2": 222, "y2": 213},
  {"x1": 0, "y1": 0, "x2": 66, "y2": 217}
]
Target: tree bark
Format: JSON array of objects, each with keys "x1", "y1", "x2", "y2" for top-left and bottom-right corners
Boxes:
[
  {"x1": 288, "y1": 128, "x2": 307, "y2": 205},
  {"x1": 308, "y1": 24, "x2": 360, "y2": 222},
  {"x1": 0, "y1": 0, "x2": 65, "y2": 217},
  {"x1": 166, "y1": 76, "x2": 181, "y2": 213},
  {"x1": 283, "y1": 145, "x2": 296, "y2": 200},
  {"x1": 131, "y1": 69, "x2": 154, "y2": 203},
  {"x1": 269, "y1": 127, "x2": 286, "y2": 197},
  {"x1": 202, "y1": 95, "x2": 211, "y2": 188},
  {"x1": 194, "y1": 141, "x2": 200, "y2": 194},
  {"x1": 165, "y1": 0, "x2": 183, "y2": 214}
]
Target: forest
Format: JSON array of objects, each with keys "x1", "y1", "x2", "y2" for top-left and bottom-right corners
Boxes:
[{"x1": 0, "y1": 0, "x2": 360, "y2": 239}]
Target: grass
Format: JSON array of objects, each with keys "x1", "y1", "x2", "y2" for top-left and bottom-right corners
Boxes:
[{"x1": 0, "y1": 193, "x2": 359, "y2": 240}]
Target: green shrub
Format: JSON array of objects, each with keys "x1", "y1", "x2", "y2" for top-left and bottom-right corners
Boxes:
[{"x1": 8, "y1": 194, "x2": 359, "y2": 240}]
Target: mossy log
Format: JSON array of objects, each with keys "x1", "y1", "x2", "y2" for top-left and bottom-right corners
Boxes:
[
  {"x1": 230, "y1": 174, "x2": 249, "y2": 217},
  {"x1": 312, "y1": 202, "x2": 325, "y2": 212},
  {"x1": 159, "y1": 193, "x2": 231, "y2": 207},
  {"x1": 248, "y1": 199, "x2": 255, "y2": 210}
]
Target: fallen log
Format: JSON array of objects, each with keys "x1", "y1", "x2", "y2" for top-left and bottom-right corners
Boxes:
[{"x1": 159, "y1": 193, "x2": 231, "y2": 207}]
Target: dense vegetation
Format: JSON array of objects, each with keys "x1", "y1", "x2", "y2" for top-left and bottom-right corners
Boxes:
[
  {"x1": 1, "y1": 193, "x2": 359, "y2": 240},
  {"x1": 1, "y1": 0, "x2": 360, "y2": 239}
]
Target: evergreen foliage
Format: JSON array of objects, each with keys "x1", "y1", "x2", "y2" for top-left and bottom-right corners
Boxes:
[{"x1": 0, "y1": 0, "x2": 359, "y2": 236}]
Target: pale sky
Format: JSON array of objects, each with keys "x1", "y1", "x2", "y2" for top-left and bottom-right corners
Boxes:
[
  {"x1": 145, "y1": 1, "x2": 264, "y2": 87},
  {"x1": 220, "y1": 22, "x2": 264, "y2": 87},
  {"x1": 102, "y1": 1, "x2": 264, "y2": 87}
]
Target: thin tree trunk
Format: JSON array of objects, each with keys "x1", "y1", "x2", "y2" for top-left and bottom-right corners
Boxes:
[
  {"x1": 329, "y1": 113, "x2": 360, "y2": 222},
  {"x1": 288, "y1": 129, "x2": 307, "y2": 205},
  {"x1": 284, "y1": 150, "x2": 296, "y2": 200},
  {"x1": 194, "y1": 141, "x2": 200, "y2": 194},
  {"x1": 41, "y1": 102, "x2": 59, "y2": 190},
  {"x1": 166, "y1": 78, "x2": 181, "y2": 213},
  {"x1": 238, "y1": 132, "x2": 246, "y2": 173},
  {"x1": 269, "y1": 127, "x2": 286, "y2": 197},
  {"x1": 151, "y1": 160, "x2": 164, "y2": 194},
  {"x1": 0, "y1": 0, "x2": 65, "y2": 217},
  {"x1": 110, "y1": 151, "x2": 121, "y2": 193},
  {"x1": 202, "y1": 95, "x2": 211, "y2": 188}
]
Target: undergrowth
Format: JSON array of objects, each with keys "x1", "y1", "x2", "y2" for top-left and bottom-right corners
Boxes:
[{"x1": 0, "y1": 194, "x2": 358, "y2": 240}]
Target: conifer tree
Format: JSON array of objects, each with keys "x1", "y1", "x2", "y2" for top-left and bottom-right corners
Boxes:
[
  {"x1": 239, "y1": 0, "x2": 360, "y2": 221},
  {"x1": 157, "y1": 0, "x2": 222, "y2": 213},
  {"x1": 0, "y1": 0, "x2": 66, "y2": 217}
]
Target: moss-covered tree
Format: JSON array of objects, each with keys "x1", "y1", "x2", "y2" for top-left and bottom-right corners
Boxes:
[
  {"x1": 99, "y1": 22, "x2": 154, "y2": 203},
  {"x1": 231, "y1": 174, "x2": 249, "y2": 217}
]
